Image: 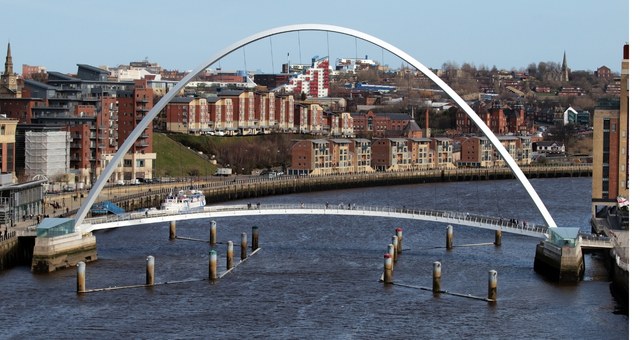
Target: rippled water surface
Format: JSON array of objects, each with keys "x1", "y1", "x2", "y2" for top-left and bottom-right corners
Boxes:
[{"x1": 0, "y1": 178, "x2": 628, "y2": 339}]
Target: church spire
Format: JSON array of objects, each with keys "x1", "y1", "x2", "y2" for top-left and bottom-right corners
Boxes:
[
  {"x1": 4, "y1": 42, "x2": 14, "y2": 76},
  {"x1": 561, "y1": 51, "x2": 569, "y2": 82}
]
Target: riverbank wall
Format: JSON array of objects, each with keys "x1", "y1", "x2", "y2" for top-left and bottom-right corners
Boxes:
[
  {"x1": 90, "y1": 165, "x2": 592, "y2": 213},
  {"x1": 0, "y1": 234, "x2": 35, "y2": 271}
]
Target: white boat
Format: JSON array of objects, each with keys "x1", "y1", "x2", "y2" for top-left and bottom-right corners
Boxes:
[{"x1": 161, "y1": 189, "x2": 206, "y2": 213}]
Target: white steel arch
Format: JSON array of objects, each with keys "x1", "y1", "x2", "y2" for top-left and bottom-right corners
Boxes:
[{"x1": 74, "y1": 24, "x2": 558, "y2": 229}]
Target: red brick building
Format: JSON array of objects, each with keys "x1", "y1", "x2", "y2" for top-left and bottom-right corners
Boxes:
[{"x1": 351, "y1": 111, "x2": 414, "y2": 138}]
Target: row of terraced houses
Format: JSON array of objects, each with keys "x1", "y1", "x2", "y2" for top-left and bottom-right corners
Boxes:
[{"x1": 289, "y1": 135, "x2": 532, "y2": 175}]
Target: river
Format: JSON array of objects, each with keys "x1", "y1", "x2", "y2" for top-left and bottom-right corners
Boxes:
[{"x1": 0, "y1": 177, "x2": 628, "y2": 339}]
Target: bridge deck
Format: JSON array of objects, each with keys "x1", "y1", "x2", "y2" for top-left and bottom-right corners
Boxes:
[{"x1": 82, "y1": 204, "x2": 549, "y2": 238}]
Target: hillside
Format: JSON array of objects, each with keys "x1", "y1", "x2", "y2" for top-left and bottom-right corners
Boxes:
[{"x1": 153, "y1": 133, "x2": 217, "y2": 177}]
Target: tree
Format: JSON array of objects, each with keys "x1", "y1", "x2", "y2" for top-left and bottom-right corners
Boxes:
[{"x1": 548, "y1": 122, "x2": 578, "y2": 150}]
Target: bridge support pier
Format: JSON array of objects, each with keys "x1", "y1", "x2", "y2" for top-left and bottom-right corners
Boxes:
[
  {"x1": 534, "y1": 240, "x2": 584, "y2": 282},
  {"x1": 446, "y1": 225, "x2": 453, "y2": 250},
  {"x1": 32, "y1": 218, "x2": 97, "y2": 273}
]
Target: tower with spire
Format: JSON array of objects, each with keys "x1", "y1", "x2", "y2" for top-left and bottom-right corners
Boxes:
[
  {"x1": 1, "y1": 42, "x2": 20, "y2": 98},
  {"x1": 560, "y1": 51, "x2": 570, "y2": 82}
]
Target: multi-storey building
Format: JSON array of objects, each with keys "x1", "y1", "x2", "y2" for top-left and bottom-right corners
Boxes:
[
  {"x1": 457, "y1": 135, "x2": 532, "y2": 168},
  {"x1": 165, "y1": 97, "x2": 210, "y2": 134},
  {"x1": 114, "y1": 79, "x2": 155, "y2": 182},
  {"x1": 430, "y1": 137, "x2": 454, "y2": 168},
  {"x1": 0, "y1": 117, "x2": 17, "y2": 175},
  {"x1": 517, "y1": 136, "x2": 533, "y2": 165},
  {"x1": 275, "y1": 94, "x2": 295, "y2": 132},
  {"x1": 286, "y1": 56, "x2": 330, "y2": 98},
  {"x1": 329, "y1": 139, "x2": 353, "y2": 173},
  {"x1": 591, "y1": 100, "x2": 622, "y2": 213},
  {"x1": 327, "y1": 112, "x2": 354, "y2": 138},
  {"x1": 352, "y1": 111, "x2": 413, "y2": 138},
  {"x1": 295, "y1": 103, "x2": 324, "y2": 134},
  {"x1": 459, "y1": 101, "x2": 518, "y2": 135},
  {"x1": 371, "y1": 138, "x2": 412, "y2": 171},
  {"x1": 408, "y1": 138, "x2": 433, "y2": 169},
  {"x1": 289, "y1": 139, "x2": 330, "y2": 176},
  {"x1": 351, "y1": 138, "x2": 373, "y2": 173},
  {"x1": 458, "y1": 136, "x2": 494, "y2": 167}
]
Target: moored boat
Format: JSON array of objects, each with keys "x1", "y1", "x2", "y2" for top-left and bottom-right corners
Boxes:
[{"x1": 160, "y1": 189, "x2": 206, "y2": 213}]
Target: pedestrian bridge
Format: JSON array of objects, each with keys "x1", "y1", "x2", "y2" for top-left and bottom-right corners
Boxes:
[{"x1": 82, "y1": 203, "x2": 551, "y2": 238}]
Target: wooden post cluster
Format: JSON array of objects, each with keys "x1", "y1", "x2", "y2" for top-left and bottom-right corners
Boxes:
[{"x1": 383, "y1": 228, "x2": 406, "y2": 285}]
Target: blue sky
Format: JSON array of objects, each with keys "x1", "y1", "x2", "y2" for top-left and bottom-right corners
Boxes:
[{"x1": 0, "y1": 0, "x2": 630, "y2": 74}]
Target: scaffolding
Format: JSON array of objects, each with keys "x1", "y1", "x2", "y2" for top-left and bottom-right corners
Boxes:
[{"x1": 25, "y1": 131, "x2": 70, "y2": 179}]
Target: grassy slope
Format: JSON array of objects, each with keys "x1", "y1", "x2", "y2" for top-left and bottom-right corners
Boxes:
[{"x1": 153, "y1": 133, "x2": 217, "y2": 177}]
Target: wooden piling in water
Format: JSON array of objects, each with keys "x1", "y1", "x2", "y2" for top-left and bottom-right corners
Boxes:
[
  {"x1": 241, "y1": 232, "x2": 247, "y2": 260},
  {"x1": 395, "y1": 228, "x2": 403, "y2": 254},
  {"x1": 226, "y1": 241, "x2": 234, "y2": 270},
  {"x1": 433, "y1": 261, "x2": 441, "y2": 295},
  {"x1": 146, "y1": 256, "x2": 155, "y2": 286},
  {"x1": 392, "y1": 236, "x2": 399, "y2": 262},
  {"x1": 169, "y1": 221, "x2": 176, "y2": 240},
  {"x1": 76, "y1": 261, "x2": 86, "y2": 294},
  {"x1": 383, "y1": 253, "x2": 393, "y2": 284},
  {"x1": 387, "y1": 244, "x2": 395, "y2": 270},
  {"x1": 251, "y1": 226, "x2": 259, "y2": 251},
  {"x1": 446, "y1": 225, "x2": 453, "y2": 250},
  {"x1": 210, "y1": 220, "x2": 217, "y2": 246},
  {"x1": 209, "y1": 250, "x2": 217, "y2": 281},
  {"x1": 494, "y1": 230, "x2": 502, "y2": 247},
  {"x1": 488, "y1": 270, "x2": 497, "y2": 302}
]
